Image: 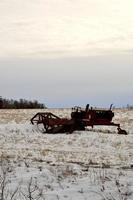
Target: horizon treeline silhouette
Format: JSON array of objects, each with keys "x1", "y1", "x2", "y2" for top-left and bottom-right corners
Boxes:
[{"x1": 0, "y1": 96, "x2": 46, "y2": 109}]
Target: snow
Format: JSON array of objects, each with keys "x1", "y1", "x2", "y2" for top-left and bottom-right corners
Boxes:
[{"x1": 0, "y1": 108, "x2": 133, "y2": 199}]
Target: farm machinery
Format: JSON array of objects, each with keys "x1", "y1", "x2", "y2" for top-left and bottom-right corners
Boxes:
[{"x1": 30, "y1": 104, "x2": 127, "y2": 134}]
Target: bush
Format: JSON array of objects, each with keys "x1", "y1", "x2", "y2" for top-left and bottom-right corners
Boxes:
[{"x1": 0, "y1": 97, "x2": 46, "y2": 109}]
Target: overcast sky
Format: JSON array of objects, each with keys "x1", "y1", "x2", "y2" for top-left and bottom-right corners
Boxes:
[{"x1": 0, "y1": 0, "x2": 133, "y2": 107}]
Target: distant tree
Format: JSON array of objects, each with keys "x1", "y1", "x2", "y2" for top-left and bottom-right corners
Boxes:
[
  {"x1": 0, "y1": 96, "x2": 3, "y2": 108},
  {"x1": 126, "y1": 104, "x2": 133, "y2": 110},
  {"x1": 0, "y1": 97, "x2": 46, "y2": 109}
]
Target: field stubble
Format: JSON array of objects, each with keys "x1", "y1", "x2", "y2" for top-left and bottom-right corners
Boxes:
[{"x1": 0, "y1": 108, "x2": 133, "y2": 200}]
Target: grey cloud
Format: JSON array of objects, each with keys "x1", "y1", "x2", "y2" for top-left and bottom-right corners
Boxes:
[{"x1": 0, "y1": 54, "x2": 133, "y2": 107}]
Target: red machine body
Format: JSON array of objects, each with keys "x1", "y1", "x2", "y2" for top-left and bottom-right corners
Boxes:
[{"x1": 30, "y1": 104, "x2": 127, "y2": 134}]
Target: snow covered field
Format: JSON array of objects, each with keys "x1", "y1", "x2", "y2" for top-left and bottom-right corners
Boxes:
[{"x1": 0, "y1": 108, "x2": 133, "y2": 200}]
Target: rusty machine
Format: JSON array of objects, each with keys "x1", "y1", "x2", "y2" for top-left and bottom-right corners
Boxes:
[{"x1": 30, "y1": 104, "x2": 127, "y2": 134}]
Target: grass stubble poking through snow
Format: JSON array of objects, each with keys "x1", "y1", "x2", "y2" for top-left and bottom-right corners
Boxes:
[{"x1": 0, "y1": 109, "x2": 133, "y2": 199}]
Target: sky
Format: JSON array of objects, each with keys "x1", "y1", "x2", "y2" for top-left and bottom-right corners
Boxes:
[{"x1": 0, "y1": 0, "x2": 133, "y2": 108}]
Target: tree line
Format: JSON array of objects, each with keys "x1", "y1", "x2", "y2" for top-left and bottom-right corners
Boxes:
[{"x1": 0, "y1": 97, "x2": 46, "y2": 109}]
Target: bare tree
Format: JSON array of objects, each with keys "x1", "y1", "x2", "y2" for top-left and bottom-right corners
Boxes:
[{"x1": 21, "y1": 177, "x2": 45, "y2": 200}]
